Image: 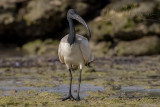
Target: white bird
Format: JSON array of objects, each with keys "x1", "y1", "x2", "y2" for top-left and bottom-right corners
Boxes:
[{"x1": 58, "y1": 9, "x2": 94, "y2": 101}]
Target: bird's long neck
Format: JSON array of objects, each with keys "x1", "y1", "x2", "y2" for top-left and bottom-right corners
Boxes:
[{"x1": 67, "y1": 18, "x2": 75, "y2": 45}]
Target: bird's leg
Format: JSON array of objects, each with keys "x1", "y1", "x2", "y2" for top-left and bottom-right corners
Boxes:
[
  {"x1": 62, "y1": 69, "x2": 75, "y2": 101},
  {"x1": 76, "y1": 69, "x2": 82, "y2": 101}
]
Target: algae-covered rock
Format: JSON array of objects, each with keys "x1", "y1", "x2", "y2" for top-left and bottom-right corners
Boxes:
[
  {"x1": 116, "y1": 36, "x2": 160, "y2": 56},
  {"x1": 90, "y1": 41, "x2": 112, "y2": 57},
  {"x1": 89, "y1": 0, "x2": 157, "y2": 42},
  {"x1": 22, "y1": 39, "x2": 58, "y2": 56},
  {"x1": 0, "y1": 0, "x2": 109, "y2": 44},
  {"x1": 0, "y1": 0, "x2": 160, "y2": 56}
]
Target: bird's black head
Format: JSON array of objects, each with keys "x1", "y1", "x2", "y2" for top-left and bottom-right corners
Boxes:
[
  {"x1": 67, "y1": 9, "x2": 91, "y2": 40},
  {"x1": 67, "y1": 9, "x2": 77, "y2": 19}
]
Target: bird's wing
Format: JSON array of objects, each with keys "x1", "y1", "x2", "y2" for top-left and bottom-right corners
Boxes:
[
  {"x1": 79, "y1": 39, "x2": 93, "y2": 64},
  {"x1": 58, "y1": 43, "x2": 64, "y2": 63}
]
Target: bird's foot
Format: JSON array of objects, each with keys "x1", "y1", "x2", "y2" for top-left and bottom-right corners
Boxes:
[
  {"x1": 75, "y1": 96, "x2": 81, "y2": 101},
  {"x1": 62, "y1": 95, "x2": 75, "y2": 101}
]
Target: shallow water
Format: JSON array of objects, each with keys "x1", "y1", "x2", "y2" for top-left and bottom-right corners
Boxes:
[
  {"x1": 0, "y1": 84, "x2": 104, "y2": 98},
  {"x1": 0, "y1": 56, "x2": 160, "y2": 106},
  {"x1": 121, "y1": 86, "x2": 160, "y2": 97}
]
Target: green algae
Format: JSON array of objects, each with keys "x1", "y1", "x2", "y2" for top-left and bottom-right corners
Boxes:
[
  {"x1": 22, "y1": 39, "x2": 59, "y2": 56},
  {"x1": 0, "y1": 90, "x2": 160, "y2": 107},
  {"x1": 0, "y1": 56, "x2": 160, "y2": 106}
]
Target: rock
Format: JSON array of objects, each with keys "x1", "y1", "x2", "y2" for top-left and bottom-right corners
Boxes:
[
  {"x1": 149, "y1": 24, "x2": 160, "y2": 34},
  {"x1": 0, "y1": 0, "x2": 160, "y2": 57},
  {"x1": 90, "y1": 41, "x2": 112, "y2": 57},
  {"x1": 0, "y1": 0, "x2": 109, "y2": 44},
  {"x1": 116, "y1": 36, "x2": 160, "y2": 56},
  {"x1": 88, "y1": 0, "x2": 157, "y2": 42},
  {"x1": 22, "y1": 39, "x2": 58, "y2": 56}
]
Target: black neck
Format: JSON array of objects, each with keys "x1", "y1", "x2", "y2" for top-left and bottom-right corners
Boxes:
[{"x1": 67, "y1": 18, "x2": 75, "y2": 45}]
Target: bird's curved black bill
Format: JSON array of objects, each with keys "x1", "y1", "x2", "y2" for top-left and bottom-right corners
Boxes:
[{"x1": 71, "y1": 14, "x2": 91, "y2": 39}]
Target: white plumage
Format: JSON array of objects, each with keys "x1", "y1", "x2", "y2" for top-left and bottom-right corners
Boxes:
[{"x1": 58, "y1": 34, "x2": 94, "y2": 70}]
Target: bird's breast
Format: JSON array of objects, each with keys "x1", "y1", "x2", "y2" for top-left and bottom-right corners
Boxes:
[{"x1": 59, "y1": 42, "x2": 84, "y2": 64}]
